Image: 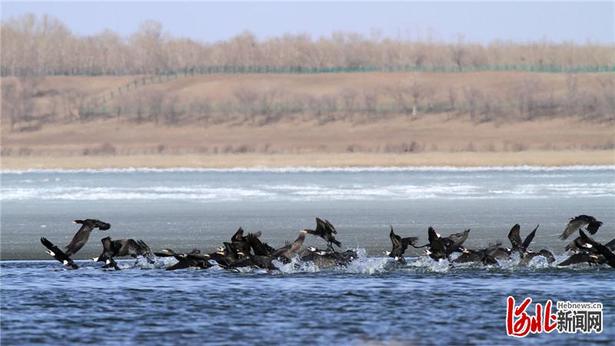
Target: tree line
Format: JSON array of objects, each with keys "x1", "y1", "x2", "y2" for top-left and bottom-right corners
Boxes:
[
  {"x1": 1, "y1": 14, "x2": 614, "y2": 76},
  {"x1": 3, "y1": 73, "x2": 613, "y2": 132}
]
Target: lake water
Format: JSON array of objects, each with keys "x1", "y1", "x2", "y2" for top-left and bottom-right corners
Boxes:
[{"x1": 1, "y1": 167, "x2": 614, "y2": 345}]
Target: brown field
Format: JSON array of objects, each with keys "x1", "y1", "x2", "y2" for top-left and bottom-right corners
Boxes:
[{"x1": 2, "y1": 72, "x2": 614, "y2": 169}]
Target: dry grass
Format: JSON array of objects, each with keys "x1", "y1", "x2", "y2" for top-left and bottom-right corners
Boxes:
[
  {"x1": 2, "y1": 72, "x2": 614, "y2": 169},
  {"x1": 2, "y1": 151, "x2": 614, "y2": 170}
]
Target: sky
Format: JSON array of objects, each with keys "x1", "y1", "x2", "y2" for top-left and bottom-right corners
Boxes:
[{"x1": 1, "y1": 1, "x2": 614, "y2": 43}]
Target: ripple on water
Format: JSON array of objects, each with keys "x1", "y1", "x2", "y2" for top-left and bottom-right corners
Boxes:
[{"x1": 1, "y1": 258, "x2": 614, "y2": 345}]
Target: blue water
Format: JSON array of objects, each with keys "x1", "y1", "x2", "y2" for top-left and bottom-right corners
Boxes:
[{"x1": 1, "y1": 167, "x2": 614, "y2": 345}]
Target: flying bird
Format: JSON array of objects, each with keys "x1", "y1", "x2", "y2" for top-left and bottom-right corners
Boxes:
[
  {"x1": 40, "y1": 219, "x2": 111, "y2": 268},
  {"x1": 94, "y1": 236, "x2": 154, "y2": 270},
  {"x1": 65, "y1": 219, "x2": 111, "y2": 256},
  {"x1": 387, "y1": 226, "x2": 419, "y2": 263},
  {"x1": 306, "y1": 217, "x2": 341, "y2": 250},
  {"x1": 560, "y1": 215, "x2": 602, "y2": 240}
]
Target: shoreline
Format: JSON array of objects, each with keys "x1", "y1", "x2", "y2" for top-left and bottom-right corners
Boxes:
[{"x1": 2, "y1": 150, "x2": 614, "y2": 170}]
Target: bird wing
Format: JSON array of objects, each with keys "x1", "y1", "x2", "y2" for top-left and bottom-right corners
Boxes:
[
  {"x1": 389, "y1": 227, "x2": 402, "y2": 249},
  {"x1": 324, "y1": 219, "x2": 337, "y2": 234},
  {"x1": 428, "y1": 227, "x2": 440, "y2": 243},
  {"x1": 247, "y1": 233, "x2": 275, "y2": 256},
  {"x1": 64, "y1": 223, "x2": 94, "y2": 256},
  {"x1": 587, "y1": 220, "x2": 603, "y2": 235},
  {"x1": 41, "y1": 237, "x2": 78, "y2": 269},
  {"x1": 133, "y1": 240, "x2": 152, "y2": 256},
  {"x1": 231, "y1": 228, "x2": 244, "y2": 242},
  {"x1": 447, "y1": 229, "x2": 470, "y2": 248},
  {"x1": 507, "y1": 224, "x2": 522, "y2": 250},
  {"x1": 401, "y1": 237, "x2": 418, "y2": 248},
  {"x1": 558, "y1": 253, "x2": 591, "y2": 266},
  {"x1": 560, "y1": 218, "x2": 588, "y2": 240},
  {"x1": 289, "y1": 231, "x2": 307, "y2": 254},
  {"x1": 521, "y1": 225, "x2": 538, "y2": 252},
  {"x1": 605, "y1": 238, "x2": 615, "y2": 251},
  {"x1": 314, "y1": 217, "x2": 327, "y2": 235}
]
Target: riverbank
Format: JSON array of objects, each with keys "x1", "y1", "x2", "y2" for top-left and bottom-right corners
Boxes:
[{"x1": 2, "y1": 150, "x2": 614, "y2": 170}]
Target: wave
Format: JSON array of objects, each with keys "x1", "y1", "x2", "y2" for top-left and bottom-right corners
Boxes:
[{"x1": 3, "y1": 165, "x2": 614, "y2": 174}]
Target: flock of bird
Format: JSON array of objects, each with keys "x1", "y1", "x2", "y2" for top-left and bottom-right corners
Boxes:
[{"x1": 40, "y1": 215, "x2": 614, "y2": 271}]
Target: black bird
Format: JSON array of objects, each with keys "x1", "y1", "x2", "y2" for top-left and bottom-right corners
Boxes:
[
  {"x1": 507, "y1": 224, "x2": 555, "y2": 265},
  {"x1": 230, "y1": 227, "x2": 253, "y2": 258},
  {"x1": 441, "y1": 229, "x2": 471, "y2": 254},
  {"x1": 305, "y1": 217, "x2": 341, "y2": 250},
  {"x1": 156, "y1": 249, "x2": 213, "y2": 271},
  {"x1": 559, "y1": 231, "x2": 615, "y2": 268},
  {"x1": 65, "y1": 219, "x2": 111, "y2": 256},
  {"x1": 426, "y1": 227, "x2": 448, "y2": 260},
  {"x1": 94, "y1": 236, "x2": 154, "y2": 270},
  {"x1": 300, "y1": 247, "x2": 357, "y2": 268},
  {"x1": 578, "y1": 231, "x2": 615, "y2": 268},
  {"x1": 387, "y1": 226, "x2": 419, "y2": 263},
  {"x1": 425, "y1": 227, "x2": 470, "y2": 260},
  {"x1": 40, "y1": 237, "x2": 78, "y2": 269},
  {"x1": 272, "y1": 230, "x2": 308, "y2": 262},
  {"x1": 246, "y1": 232, "x2": 276, "y2": 256},
  {"x1": 508, "y1": 224, "x2": 535, "y2": 254},
  {"x1": 454, "y1": 244, "x2": 500, "y2": 265},
  {"x1": 40, "y1": 219, "x2": 111, "y2": 268},
  {"x1": 560, "y1": 215, "x2": 602, "y2": 240}
]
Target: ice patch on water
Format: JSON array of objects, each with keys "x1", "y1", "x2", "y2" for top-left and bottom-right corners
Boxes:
[{"x1": 3, "y1": 181, "x2": 613, "y2": 201}]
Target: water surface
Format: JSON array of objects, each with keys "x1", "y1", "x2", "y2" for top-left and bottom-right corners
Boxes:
[{"x1": 1, "y1": 167, "x2": 614, "y2": 345}]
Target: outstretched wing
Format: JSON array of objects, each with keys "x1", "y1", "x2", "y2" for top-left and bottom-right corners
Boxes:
[
  {"x1": 133, "y1": 240, "x2": 152, "y2": 256},
  {"x1": 64, "y1": 223, "x2": 94, "y2": 256},
  {"x1": 521, "y1": 225, "x2": 538, "y2": 252},
  {"x1": 41, "y1": 237, "x2": 78, "y2": 269},
  {"x1": 247, "y1": 232, "x2": 275, "y2": 256},
  {"x1": 389, "y1": 227, "x2": 402, "y2": 249},
  {"x1": 324, "y1": 219, "x2": 337, "y2": 234},
  {"x1": 560, "y1": 217, "x2": 589, "y2": 240},
  {"x1": 507, "y1": 224, "x2": 522, "y2": 250},
  {"x1": 290, "y1": 231, "x2": 307, "y2": 254},
  {"x1": 447, "y1": 229, "x2": 470, "y2": 249},
  {"x1": 428, "y1": 227, "x2": 440, "y2": 243},
  {"x1": 231, "y1": 227, "x2": 245, "y2": 242},
  {"x1": 401, "y1": 237, "x2": 419, "y2": 248},
  {"x1": 314, "y1": 217, "x2": 327, "y2": 235}
]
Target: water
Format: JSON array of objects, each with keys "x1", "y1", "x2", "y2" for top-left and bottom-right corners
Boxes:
[{"x1": 1, "y1": 167, "x2": 614, "y2": 345}]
